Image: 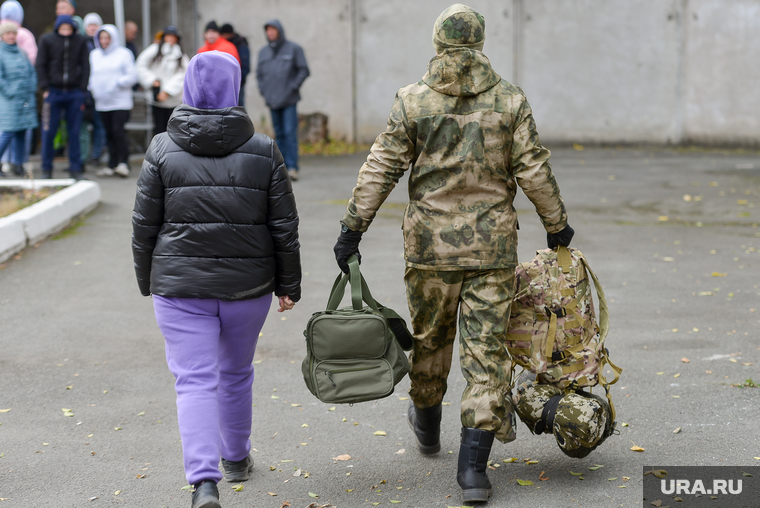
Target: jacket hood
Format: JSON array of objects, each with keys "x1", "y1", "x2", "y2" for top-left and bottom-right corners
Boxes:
[
  {"x1": 83, "y1": 12, "x2": 103, "y2": 29},
  {"x1": 94, "y1": 24, "x2": 121, "y2": 53},
  {"x1": 422, "y1": 47, "x2": 500, "y2": 97},
  {"x1": 167, "y1": 104, "x2": 254, "y2": 157},
  {"x1": 264, "y1": 19, "x2": 285, "y2": 48},
  {"x1": 55, "y1": 15, "x2": 77, "y2": 33},
  {"x1": 432, "y1": 4, "x2": 485, "y2": 54},
  {"x1": 0, "y1": 0, "x2": 22, "y2": 24},
  {"x1": 184, "y1": 51, "x2": 240, "y2": 109}
]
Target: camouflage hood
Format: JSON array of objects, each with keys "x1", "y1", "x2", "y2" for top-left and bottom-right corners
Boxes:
[
  {"x1": 432, "y1": 4, "x2": 485, "y2": 54},
  {"x1": 423, "y1": 48, "x2": 500, "y2": 97}
]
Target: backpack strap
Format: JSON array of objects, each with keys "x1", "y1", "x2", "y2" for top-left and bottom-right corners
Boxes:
[
  {"x1": 579, "y1": 255, "x2": 622, "y2": 423},
  {"x1": 534, "y1": 393, "x2": 563, "y2": 435}
]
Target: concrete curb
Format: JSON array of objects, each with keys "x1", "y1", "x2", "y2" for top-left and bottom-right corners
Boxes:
[{"x1": 0, "y1": 180, "x2": 101, "y2": 263}]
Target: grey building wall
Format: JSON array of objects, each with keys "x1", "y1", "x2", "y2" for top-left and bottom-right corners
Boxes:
[{"x1": 194, "y1": 0, "x2": 760, "y2": 146}]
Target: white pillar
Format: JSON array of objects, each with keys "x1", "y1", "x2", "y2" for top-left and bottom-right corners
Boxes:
[
  {"x1": 142, "y1": 0, "x2": 151, "y2": 50},
  {"x1": 113, "y1": 0, "x2": 125, "y2": 46}
]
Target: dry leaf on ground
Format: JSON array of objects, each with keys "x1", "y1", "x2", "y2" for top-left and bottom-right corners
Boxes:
[{"x1": 333, "y1": 454, "x2": 351, "y2": 461}]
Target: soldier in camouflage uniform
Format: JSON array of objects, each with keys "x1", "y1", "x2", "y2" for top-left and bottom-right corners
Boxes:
[{"x1": 333, "y1": 4, "x2": 574, "y2": 503}]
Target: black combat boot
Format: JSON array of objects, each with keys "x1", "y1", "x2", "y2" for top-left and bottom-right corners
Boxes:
[
  {"x1": 457, "y1": 427, "x2": 495, "y2": 503},
  {"x1": 407, "y1": 400, "x2": 442, "y2": 454},
  {"x1": 191, "y1": 479, "x2": 221, "y2": 508}
]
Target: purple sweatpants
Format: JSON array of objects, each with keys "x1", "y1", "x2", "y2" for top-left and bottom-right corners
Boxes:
[{"x1": 153, "y1": 294, "x2": 271, "y2": 485}]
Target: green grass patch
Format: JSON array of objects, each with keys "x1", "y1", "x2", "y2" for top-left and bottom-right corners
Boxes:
[
  {"x1": 52, "y1": 215, "x2": 88, "y2": 240},
  {"x1": 731, "y1": 378, "x2": 758, "y2": 389},
  {"x1": 300, "y1": 139, "x2": 370, "y2": 156}
]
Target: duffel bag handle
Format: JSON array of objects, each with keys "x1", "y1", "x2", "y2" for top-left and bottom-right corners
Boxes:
[{"x1": 326, "y1": 255, "x2": 380, "y2": 311}]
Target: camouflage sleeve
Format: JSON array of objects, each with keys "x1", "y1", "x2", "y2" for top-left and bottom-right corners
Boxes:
[
  {"x1": 342, "y1": 94, "x2": 415, "y2": 232},
  {"x1": 510, "y1": 95, "x2": 568, "y2": 234}
]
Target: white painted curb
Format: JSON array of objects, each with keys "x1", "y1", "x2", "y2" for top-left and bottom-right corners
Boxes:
[{"x1": 0, "y1": 180, "x2": 102, "y2": 263}]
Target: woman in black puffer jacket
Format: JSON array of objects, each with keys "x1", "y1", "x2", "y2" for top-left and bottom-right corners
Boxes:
[{"x1": 132, "y1": 51, "x2": 300, "y2": 508}]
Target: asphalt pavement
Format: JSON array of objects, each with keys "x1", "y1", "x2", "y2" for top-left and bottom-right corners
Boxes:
[{"x1": 0, "y1": 147, "x2": 759, "y2": 508}]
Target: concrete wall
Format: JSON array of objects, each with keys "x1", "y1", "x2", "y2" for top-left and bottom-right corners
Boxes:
[{"x1": 185, "y1": 0, "x2": 760, "y2": 146}]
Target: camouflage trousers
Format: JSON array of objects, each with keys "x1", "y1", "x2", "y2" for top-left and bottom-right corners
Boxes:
[{"x1": 404, "y1": 267, "x2": 517, "y2": 443}]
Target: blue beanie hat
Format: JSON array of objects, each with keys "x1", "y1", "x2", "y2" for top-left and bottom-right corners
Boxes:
[{"x1": 55, "y1": 14, "x2": 77, "y2": 32}]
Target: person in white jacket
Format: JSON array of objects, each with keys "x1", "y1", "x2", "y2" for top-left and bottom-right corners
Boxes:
[
  {"x1": 135, "y1": 25, "x2": 188, "y2": 135},
  {"x1": 89, "y1": 24, "x2": 137, "y2": 177}
]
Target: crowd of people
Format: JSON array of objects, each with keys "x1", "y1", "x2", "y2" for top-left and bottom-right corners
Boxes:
[{"x1": 0, "y1": 0, "x2": 310, "y2": 183}]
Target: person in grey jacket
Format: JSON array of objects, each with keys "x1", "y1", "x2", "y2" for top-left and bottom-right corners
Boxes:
[{"x1": 255, "y1": 19, "x2": 309, "y2": 181}]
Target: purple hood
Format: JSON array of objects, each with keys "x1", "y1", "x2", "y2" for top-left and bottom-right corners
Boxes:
[{"x1": 183, "y1": 51, "x2": 240, "y2": 109}]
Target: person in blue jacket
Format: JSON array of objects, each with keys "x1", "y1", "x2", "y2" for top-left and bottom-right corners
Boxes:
[
  {"x1": 0, "y1": 21, "x2": 37, "y2": 177},
  {"x1": 255, "y1": 19, "x2": 309, "y2": 182}
]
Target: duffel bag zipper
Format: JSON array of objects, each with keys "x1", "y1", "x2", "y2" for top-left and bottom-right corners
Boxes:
[{"x1": 326, "y1": 365, "x2": 381, "y2": 387}]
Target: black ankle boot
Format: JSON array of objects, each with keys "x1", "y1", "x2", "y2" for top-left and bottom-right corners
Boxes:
[
  {"x1": 407, "y1": 400, "x2": 442, "y2": 454},
  {"x1": 191, "y1": 480, "x2": 221, "y2": 508},
  {"x1": 457, "y1": 427, "x2": 495, "y2": 503}
]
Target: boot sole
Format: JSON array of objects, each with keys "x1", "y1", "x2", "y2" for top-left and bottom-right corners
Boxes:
[
  {"x1": 461, "y1": 487, "x2": 493, "y2": 503},
  {"x1": 193, "y1": 500, "x2": 221, "y2": 508},
  {"x1": 406, "y1": 411, "x2": 441, "y2": 455}
]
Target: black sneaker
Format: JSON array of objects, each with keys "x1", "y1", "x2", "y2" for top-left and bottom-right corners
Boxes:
[
  {"x1": 191, "y1": 480, "x2": 221, "y2": 508},
  {"x1": 221, "y1": 453, "x2": 254, "y2": 482}
]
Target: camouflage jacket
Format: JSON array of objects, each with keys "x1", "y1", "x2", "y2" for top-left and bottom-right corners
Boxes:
[{"x1": 342, "y1": 48, "x2": 567, "y2": 270}]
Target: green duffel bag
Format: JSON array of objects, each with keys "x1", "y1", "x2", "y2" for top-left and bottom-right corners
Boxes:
[{"x1": 302, "y1": 256, "x2": 411, "y2": 404}]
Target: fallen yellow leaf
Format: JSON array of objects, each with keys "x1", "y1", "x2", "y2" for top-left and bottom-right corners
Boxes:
[
  {"x1": 301, "y1": 424, "x2": 308, "y2": 427},
  {"x1": 673, "y1": 427, "x2": 682, "y2": 434},
  {"x1": 232, "y1": 484, "x2": 244, "y2": 492},
  {"x1": 516, "y1": 479, "x2": 533, "y2": 486},
  {"x1": 712, "y1": 272, "x2": 727, "y2": 277},
  {"x1": 631, "y1": 445, "x2": 645, "y2": 452},
  {"x1": 0, "y1": 409, "x2": 10, "y2": 413},
  {"x1": 681, "y1": 358, "x2": 690, "y2": 363},
  {"x1": 267, "y1": 492, "x2": 277, "y2": 496},
  {"x1": 674, "y1": 373, "x2": 681, "y2": 378},
  {"x1": 659, "y1": 216, "x2": 669, "y2": 222},
  {"x1": 374, "y1": 431, "x2": 387, "y2": 436},
  {"x1": 333, "y1": 454, "x2": 351, "y2": 461}
]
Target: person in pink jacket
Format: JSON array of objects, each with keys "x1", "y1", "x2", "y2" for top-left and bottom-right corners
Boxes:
[{"x1": 0, "y1": 1, "x2": 35, "y2": 64}]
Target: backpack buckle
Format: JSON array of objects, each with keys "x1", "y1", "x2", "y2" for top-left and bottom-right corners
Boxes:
[{"x1": 546, "y1": 307, "x2": 567, "y2": 318}]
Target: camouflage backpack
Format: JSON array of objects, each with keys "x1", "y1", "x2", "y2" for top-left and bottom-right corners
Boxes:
[{"x1": 505, "y1": 246, "x2": 622, "y2": 456}]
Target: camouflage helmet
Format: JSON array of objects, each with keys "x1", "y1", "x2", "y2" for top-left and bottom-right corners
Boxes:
[
  {"x1": 432, "y1": 4, "x2": 485, "y2": 54},
  {"x1": 511, "y1": 371, "x2": 615, "y2": 458}
]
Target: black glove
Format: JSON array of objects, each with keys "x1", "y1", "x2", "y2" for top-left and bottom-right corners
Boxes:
[
  {"x1": 547, "y1": 224, "x2": 575, "y2": 249},
  {"x1": 334, "y1": 224, "x2": 363, "y2": 273}
]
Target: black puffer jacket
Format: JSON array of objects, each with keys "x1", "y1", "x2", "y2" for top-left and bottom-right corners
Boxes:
[
  {"x1": 36, "y1": 31, "x2": 90, "y2": 92},
  {"x1": 131, "y1": 104, "x2": 301, "y2": 301}
]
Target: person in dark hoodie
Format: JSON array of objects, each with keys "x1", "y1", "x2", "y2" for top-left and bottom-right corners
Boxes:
[
  {"x1": 219, "y1": 23, "x2": 249, "y2": 107},
  {"x1": 132, "y1": 50, "x2": 301, "y2": 508},
  {"x1": 36, "y1": 14, "x2": 89, "y2": 179},
  {"x1": 255, "y1": 19, "x2": 309, "y2": 181}
]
